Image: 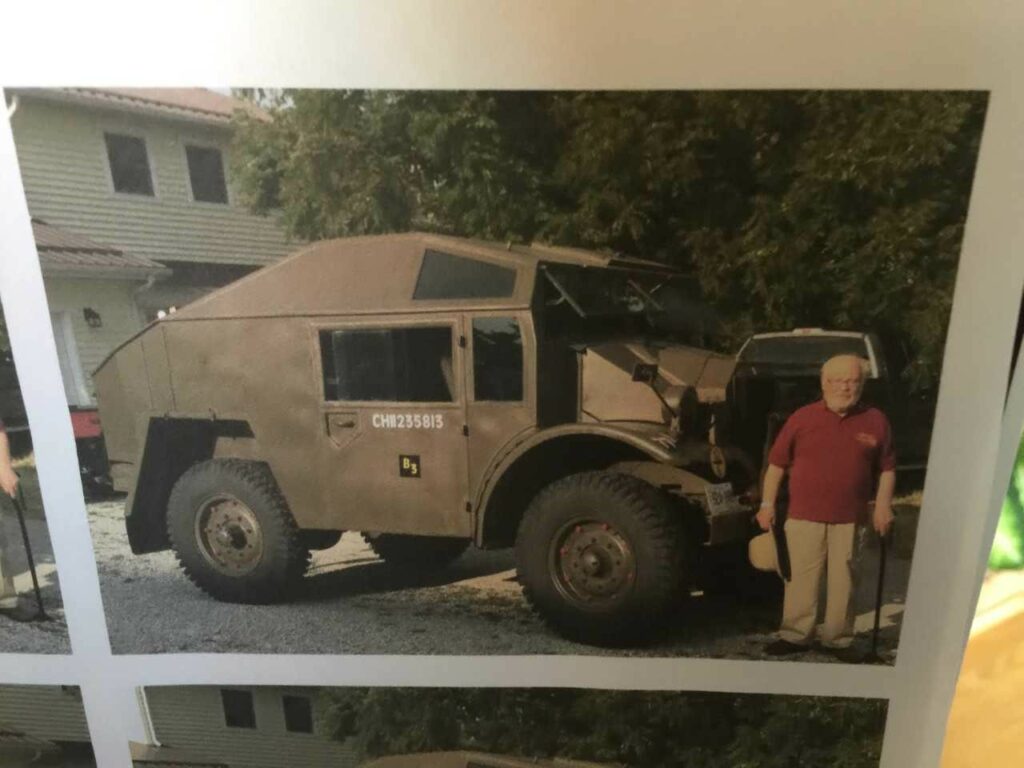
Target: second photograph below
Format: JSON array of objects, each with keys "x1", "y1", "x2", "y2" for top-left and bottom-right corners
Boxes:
[{"x1": 126, "y1": 685, "x2": 888, "y2": 768}]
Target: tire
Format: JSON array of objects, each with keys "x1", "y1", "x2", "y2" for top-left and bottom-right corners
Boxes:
[
  {"x1": 301, "y1": 530, "x2": 344, "y2": 551},
  {"x1": 515, "y1": 471, "x2": 687, "y2": 647},
  {"x1": 363, "y1": 533, "x2": 469, "y2": 570},
  {"x1": 166, "y1": 459, "x2": 309, "y2": 603}
]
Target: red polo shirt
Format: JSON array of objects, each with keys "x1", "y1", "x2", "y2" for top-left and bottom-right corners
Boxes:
[{"x1": 767, "y1": 400, "x2": 896, "y2": 524}]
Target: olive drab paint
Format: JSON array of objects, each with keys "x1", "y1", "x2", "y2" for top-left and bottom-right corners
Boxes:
[{"x1": 93, "y1": 232, "x2": 759, "y2": 643}]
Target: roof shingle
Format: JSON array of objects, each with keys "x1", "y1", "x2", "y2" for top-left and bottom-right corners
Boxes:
[
  {"x1": 32, "y1": 219, "x2": 169, "y2": 278},
  {"x1": 13, "y1": 87, "x2": 267, "y2": 124}
]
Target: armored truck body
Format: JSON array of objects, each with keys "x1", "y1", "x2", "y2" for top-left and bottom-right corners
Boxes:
[{"x1": 95, "y1": 233, "x2": 756, "y2": 644}]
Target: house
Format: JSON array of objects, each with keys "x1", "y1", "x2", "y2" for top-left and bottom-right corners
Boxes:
[
  {"x1": 6, "y1": 87, "x2": 294, "y2": 406},
  {"x1": 139, "y1": 686, "x2": 357, "y2": 768},
  {"x1": 0, "y1": 684, "x2": 95, "y2": 766},
  {"x1": 131, "y1": 740, "x2": 230, "y2": 767}
]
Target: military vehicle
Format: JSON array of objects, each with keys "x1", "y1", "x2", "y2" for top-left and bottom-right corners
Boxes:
[
  {"x1": 360, "y1": 751, "x2": 616, "y2": 768},
  {"x1": 94, "y1": 233, "x2": 760, "y2": 645}
]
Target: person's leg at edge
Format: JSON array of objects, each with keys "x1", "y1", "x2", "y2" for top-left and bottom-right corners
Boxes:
[{"x1": 0, "y1": 516, "x2": 20, "y2": 610}]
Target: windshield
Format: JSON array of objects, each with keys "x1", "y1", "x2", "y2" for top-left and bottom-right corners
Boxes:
[
  {"x1": 538, "y1": 264, "x2": 710, "y2": 343},
  {"x1": 738, "y1": 336, "x2": 873, "y2": 374}
]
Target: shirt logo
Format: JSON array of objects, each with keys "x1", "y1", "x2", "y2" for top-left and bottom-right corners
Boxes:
[{"x1": 854, "y1": 432, "x2": 878, "y2": 448}]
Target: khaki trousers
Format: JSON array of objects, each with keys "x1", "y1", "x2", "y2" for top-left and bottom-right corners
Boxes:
[
  {"x1": 779, "y1": 518, "x2": 860, "y2": 648},
  {"x1": 0, "y1": 512, "x2": 19, "y2": 609}
]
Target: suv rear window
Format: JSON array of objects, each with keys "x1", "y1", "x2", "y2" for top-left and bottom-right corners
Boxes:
[
  {"x1": 320, "y1": 326, "x2": 455, "y2": 402},
  {"x1": 739, "y1": 336, "x2": 872, "y2": 373},
  {"x1": 413, "y1": 250, "x2": 516, "y2": 300}
]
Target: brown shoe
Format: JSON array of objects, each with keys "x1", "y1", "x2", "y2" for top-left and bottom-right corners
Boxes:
[{"x1": 764, "y1": 639, "x2": 810, "y2": 656}]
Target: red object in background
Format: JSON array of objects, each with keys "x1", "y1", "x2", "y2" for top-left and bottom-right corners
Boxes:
[{"x1": 69, "y1": 408, "x2": 103, "y2": 439}]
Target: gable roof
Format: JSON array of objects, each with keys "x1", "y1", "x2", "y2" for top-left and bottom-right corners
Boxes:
[
  {"x1": 11, "y1": 87, "x2": 266, "y2": 126},
  {"x1": 32, "y1": 219, "x2": 170, "y2": 280}
]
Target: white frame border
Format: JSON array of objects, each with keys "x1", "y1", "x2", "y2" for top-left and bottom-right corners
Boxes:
[{"x1": 3, "y1": 2, "x2": 1024, "y2": 767}]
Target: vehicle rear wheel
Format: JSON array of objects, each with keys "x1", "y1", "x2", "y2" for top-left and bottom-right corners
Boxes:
[
  {"x1": 515, "y1": 471, "x2": 686, "y2": 647},
  {"x1": 363, "y1": 533, "x2": 469, "y2": 570},
  {"x1": 167, "y1": 459, "x2": 309, "y2": 603}
]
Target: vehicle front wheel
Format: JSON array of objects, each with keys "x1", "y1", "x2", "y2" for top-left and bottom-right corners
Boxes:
[
  {"x1": 363, "y1": 533, "x2": 469, "y2": 570},
  {"x1": 167, "y1": 459, "x2": 309, "y2": 603},
  {"x1": 515, "y1": 471, "x2": 686, "y2": 647}
]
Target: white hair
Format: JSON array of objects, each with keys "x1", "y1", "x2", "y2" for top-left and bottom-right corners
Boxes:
[{"x1": 821, "y1": 354, "x2": 870, "y2": 379}]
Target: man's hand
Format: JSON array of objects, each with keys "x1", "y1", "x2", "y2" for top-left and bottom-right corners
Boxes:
[
  {"x1": 873, "y1": 503, "x2": 895, "y2": 537},
  {"x1": 0, "y1": 467, "x2": 18, "y2": 498},
  {"x1": 756, "y1": 505, "x2": 775, "y2": 531}
]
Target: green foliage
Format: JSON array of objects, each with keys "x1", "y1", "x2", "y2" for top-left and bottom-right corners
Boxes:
[
  {"x1": 990, "y1": 433, "x2": 1024, "y2": 569},
  {"x1": 317, "y1": 687, "x2": 886, "y2": 768},
  {"x1": 231, "y1": 89, "x2": 986, "y2": 399}
]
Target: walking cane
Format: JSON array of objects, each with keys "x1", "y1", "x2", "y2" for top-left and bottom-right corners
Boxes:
[
  {"x1": 863, "y1": 532, "x2": 887, "y2": 664},
  {"x1": 10, "y1": 482, "x2": 48, "y2": 621}
]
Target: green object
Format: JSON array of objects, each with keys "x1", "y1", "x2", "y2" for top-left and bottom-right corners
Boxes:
[{"x1": 989, "y1": 437, "x2": 1024, "y2": 569}]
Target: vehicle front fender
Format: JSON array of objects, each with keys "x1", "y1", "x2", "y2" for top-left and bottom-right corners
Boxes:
[{"x1": 473, "y1": 423, "x2": 686, "y2": 548}]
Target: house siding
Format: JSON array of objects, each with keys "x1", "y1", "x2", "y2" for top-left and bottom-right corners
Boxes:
[
  {"x1": 11, "y1": 96, "x2": 295, "y2": 267},
  {"x1": 0, "y1": 685, "x2": 91, "y2": 743},
  {"x1": 146, "y1": 687, "x2": 357, "y2": 768},
  {"x1": 44, "y1": 277, "x2": 147, "y2": 402}
]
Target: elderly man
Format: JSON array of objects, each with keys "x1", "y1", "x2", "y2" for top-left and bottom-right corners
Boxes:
[
  {"x1": 0, "y1": 418, "x2": 31, "y2": 622},
  {"x1": 756, "y1": 354, "x2": 896, "y2": 661}
]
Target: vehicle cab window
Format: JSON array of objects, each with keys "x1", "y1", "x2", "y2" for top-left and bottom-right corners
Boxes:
[
  {"x1": 413, "y1": 250, "x2": 516, "y2": 299},
  {"x1": 320, "y1": 326, "x2": 455, "y2": 402},
  {"x1": 472, "y1": 316, "x2": 523, "y2": 401}
]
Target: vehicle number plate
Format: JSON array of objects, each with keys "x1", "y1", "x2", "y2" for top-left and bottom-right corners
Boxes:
[{"x1": 704, "y1": 482, "x2": 741, "y2": 516}]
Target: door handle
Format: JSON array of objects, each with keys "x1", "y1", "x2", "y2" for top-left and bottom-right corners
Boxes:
[{"x1": 325, "y1": 411, "x2": 359, "y2": 448}]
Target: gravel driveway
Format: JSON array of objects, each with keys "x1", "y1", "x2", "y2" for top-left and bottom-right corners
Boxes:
[{"x1": 90, "y1": 498, "x2": 908, "y2": 661}]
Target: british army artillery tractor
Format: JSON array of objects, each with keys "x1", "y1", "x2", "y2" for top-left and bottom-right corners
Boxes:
[{"x1": 94, "y1": 233, "x2": 760, "y2": 646}]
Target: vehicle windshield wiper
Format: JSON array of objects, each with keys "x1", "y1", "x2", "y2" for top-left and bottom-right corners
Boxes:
[
  {"x1": 627, "y1": 278, "x2": 663, "y2": 311},
  {"x1": 541, "y1": 267, "x2": 588, "y2": 318}
]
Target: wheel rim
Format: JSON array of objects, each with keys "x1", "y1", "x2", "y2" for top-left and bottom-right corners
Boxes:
[
  {"x1": 194, "y1": 494, "x2": 264, "y2": 576},
  {"x1": 549, "y1": 518, "x2": 637, "y2": 610}
]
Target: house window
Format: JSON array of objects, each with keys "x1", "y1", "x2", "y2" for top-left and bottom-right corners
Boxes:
[
  {"x1": 413, "y1": 250, "x2": 517, "y2": 300},
  {"x1": 320, "y1": 326, "x2": 454, "y2": 403},
  {"x1": 472, "y1": 317, "x2": 523, "y2": 401},
  {"x1": 220, "y1": 689, "x2": 256, "y2": 729},
  {"x1": 282, "y1": 695, "x2": 313, "y2": 734},
  {"x1": 185, "y1": 145, "x2": 229, "y2": 204},
  {"x1": 104, "y1": 133, "x2": 154, "y2": 196}
]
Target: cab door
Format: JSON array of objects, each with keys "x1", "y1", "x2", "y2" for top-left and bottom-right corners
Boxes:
[
  {"x1": 315, "y1": 315, "x2": 471, "y2": 536},
  {"x1": 464, "y1": 311, "x2": 536, "y2": 499}
]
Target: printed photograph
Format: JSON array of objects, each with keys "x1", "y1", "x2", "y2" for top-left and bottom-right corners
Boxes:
[
  {"x1": 0, "y1": 305, "x2": 68, "y2": 653},
  {"x1": 4, "y1": 87, "x2": 987, "y2": 660},
  {"x1": 0, "y1": 685, "x2": 94, "y2": 766},
  {"x1": 128, "y1": 685, "x2": 888, "y2": 768}
]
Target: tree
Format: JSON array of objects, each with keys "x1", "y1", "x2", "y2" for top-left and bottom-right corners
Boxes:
[
  {"x1": 316, "y1": 687, "x2": 886, "y2": 768},
  {"x1": 231, "y1": 89, "x2": 986, "y2": 401}
]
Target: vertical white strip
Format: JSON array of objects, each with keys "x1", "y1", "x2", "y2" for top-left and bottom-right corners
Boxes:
[
  {"x1": 878, "y1": 88, "x2": 1024, "y2": 766},
  {"x1": 0, "y1": 86, "x2": 142, "y2": 768}
]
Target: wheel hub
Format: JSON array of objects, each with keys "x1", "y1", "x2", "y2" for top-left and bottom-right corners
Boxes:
[
  {"x1": 551, "y1": 520, "x2": 636, "y2": 607},
  {"x1": 195, "y1": 495, "x2": 264, "y2": 576}
]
